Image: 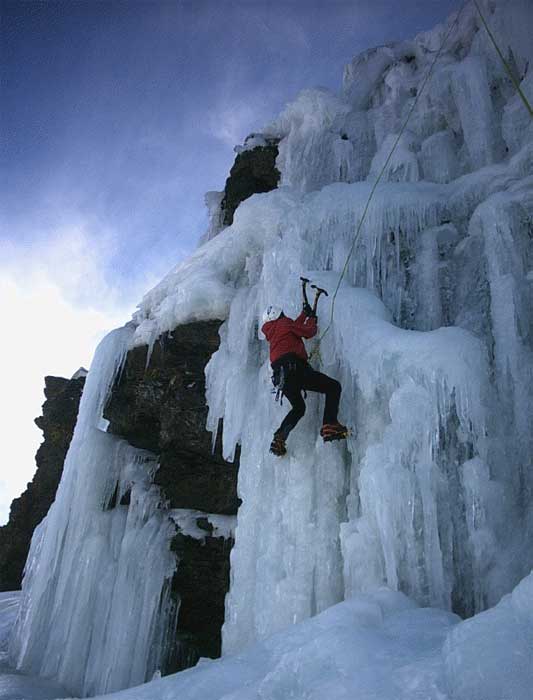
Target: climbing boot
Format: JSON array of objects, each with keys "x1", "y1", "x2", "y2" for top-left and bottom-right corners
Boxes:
[
  {"x1": 320, "y1": 422, "x2": 349, "y2": 442},
  {"x1": 270, "y1": 433, "x2": 287, "y2": 456}
]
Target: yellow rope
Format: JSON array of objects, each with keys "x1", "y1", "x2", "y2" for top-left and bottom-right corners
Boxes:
[
  {"x1": 473, "y1": 0, "x2": 533, "y2": 119},
  {"x1": 310, "y1": 0, "x2": 533, "y2": 363},
  {"x1": 309, "y1": 1, "x2": 468, "y2": 361}
]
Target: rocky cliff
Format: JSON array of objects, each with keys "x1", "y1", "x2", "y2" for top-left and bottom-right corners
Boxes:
[
  {"x1": 0, "y1": 374, "x2": 85, "y2": 591},
  {"x1": 202, "y1": 136, "x2": 281, "y2": 241},
  {"x1": 104, "y1": 320, "x2": 239, "y2": 670},
  {"x1": 220, "y1": 137, "x2": 280, "y2": 227}
]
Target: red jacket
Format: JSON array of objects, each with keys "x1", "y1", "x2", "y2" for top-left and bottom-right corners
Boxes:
[{"x1": 262, "y1": 312, "x2": 318, "y2": 364}]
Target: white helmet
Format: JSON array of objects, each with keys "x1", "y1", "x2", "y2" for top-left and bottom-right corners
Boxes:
[{"x1": 262, "y1": 305, "x2": 283, "y2": 325}]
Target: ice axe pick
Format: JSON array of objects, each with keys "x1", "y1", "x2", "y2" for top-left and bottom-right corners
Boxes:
[{"x1": 310, "y1": 284, "x2": 329, "y2": 314}]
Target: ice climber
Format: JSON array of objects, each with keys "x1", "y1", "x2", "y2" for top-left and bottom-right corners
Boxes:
[{"x1": 261, "y1": 281, "x2": 348, "y2": 457}]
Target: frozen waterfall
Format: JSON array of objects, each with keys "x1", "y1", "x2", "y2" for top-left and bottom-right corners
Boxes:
[
  {"x1": 8, "y1": 0, "x2": 533, "y2": 695},
  {"x1": 9, "y1": 328, "x2": 178, "y2": 696}
]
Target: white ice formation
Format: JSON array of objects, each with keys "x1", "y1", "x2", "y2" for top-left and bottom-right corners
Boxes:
[
  {"x1": 9, "y1": 329, "x2": 178, "y2": 696},
  {"x1": 85, "y1": 573, "x2": 533, "y2": 700},
  {"x1": 8, "y1": 0, "x2": 533, "y2": 697}
]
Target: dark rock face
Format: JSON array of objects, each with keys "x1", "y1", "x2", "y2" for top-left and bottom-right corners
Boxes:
[
  {"x1": 104, "y1": 321, "x2": 239, "y2": 515},
  {"x1": 169, "y1": 528, "x2": 234, "y2": 669},
  {"x1": 0, "y1": 375, "x2": 85, "y2": 592},
  {"x1": 104, "y1": 320, "x2": 239, "y2": 668},
  {"x1": 221, "y1": 140, "x2": 280, "y2": 227}
]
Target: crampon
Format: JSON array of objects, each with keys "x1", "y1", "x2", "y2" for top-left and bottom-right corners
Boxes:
[
  {"x1": 320, "y1": 423, "x2": 350, "y2": 442},
  {"x1": 270, "y1": 433, "x2": 287, "y2": 456}
]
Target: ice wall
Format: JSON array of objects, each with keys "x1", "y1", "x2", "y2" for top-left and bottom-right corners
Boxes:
[
  {"x1": 201, "y1": 0, "x2": 533, "y2": 650},
  {"x1": 133, "y1": 148, "x2": 531, "y2": 652},
  {"x1": 9, "y1": 328, "x2": 178, "y2": 696},
  {"x1": 9, "y1": 0, "x2": 533, "y2": 692},
  {"x1": 203, "y1": 186, "x2": 498, "y2": 652},
  {"x1": 257, "y1": 0, "x2": 533, "y2": 192}
]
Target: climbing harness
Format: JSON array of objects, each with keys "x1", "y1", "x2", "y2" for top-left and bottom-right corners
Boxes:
[
  {"x1": 271, "y1": 355, "x2": 308, "y2": 404},
  {"x1": 271, "y1": 362, "x2": 286, "y2": 403},
  {"x1": 309, "y1": 0, "x2": 532, "y2": 362}
]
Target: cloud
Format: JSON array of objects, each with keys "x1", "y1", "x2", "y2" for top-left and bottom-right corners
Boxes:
[
  {"x1": 207, "y1": 100, "x2": 263, "y2": 147},
  {"x1": 0, "y1": 225, "x2": 147, "y2": 525}
]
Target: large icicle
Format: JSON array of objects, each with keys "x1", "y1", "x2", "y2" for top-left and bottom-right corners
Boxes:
[{"x1": 9, "y1": 327, "x2": 178, "y2": 697}]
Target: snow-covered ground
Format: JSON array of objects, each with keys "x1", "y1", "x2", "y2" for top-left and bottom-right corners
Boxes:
[
  {"x1": 98, "y1": 571, "x2": 533, "y2": 700},
  {"x1": 0, "y1": 592, "x2": 70, "y2": 700},
  {"x1": 3, "y1": 577, "x2": 532, "y2": 700}
]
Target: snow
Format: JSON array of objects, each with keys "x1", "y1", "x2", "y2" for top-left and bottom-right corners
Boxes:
[
  {"x1": 207, "y1": 514, "x2": 237, "y2": 540},
  {"x1": 170, "y1": 510, "x2": 236, "y2": 541},
  {"x1": 133, "y1": 180, "x2": 449, "y2": 350},
  {"x1": 2, "y1": 578, "x2": 533, "y2": 699},
  {"x1": 88, "y1": 588, "x2": 458, "y2": 700},
  {"x1": 443, "y1": 572, "x2": 533, "y2": 700},
  {"x1": 7, "y1": 0, "x2": 533, "y2": 697},
  {"x1": 234, "y1": 133, "x2": 269, "y2": 154},
  {"x1": 10, "y1": 573, "x2": 524, "y2": 700}
]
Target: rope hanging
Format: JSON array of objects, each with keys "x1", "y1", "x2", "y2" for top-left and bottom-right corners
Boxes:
[
  {"x1": 473, "y1": 0, "x2": 533, "y2": 119},
  {"x1": 310, "y1": 0, "x2": 532, "y2": 362},
  {"x1": 309, "y1": 2, "x2": 468, "y2": 361}
]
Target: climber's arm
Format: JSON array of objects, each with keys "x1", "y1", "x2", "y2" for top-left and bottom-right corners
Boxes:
[{"x1": 292, "y1": 311, "x2": 318, "y2": 338}]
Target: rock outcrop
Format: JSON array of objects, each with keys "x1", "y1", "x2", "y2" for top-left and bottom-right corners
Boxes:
[
  {"x1": 104, "y1": 320, "x2": 239, "y2": 669},
  {"x1": 0, "y1": 374, "x2": 86, "y2": 591},
  {"x1": 220, "y1": 138, "x2": 280, "y2": 227}
]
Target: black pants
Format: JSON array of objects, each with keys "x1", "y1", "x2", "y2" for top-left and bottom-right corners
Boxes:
[{"x1": 272, "y1": 354, "x2": 341, "y2": 440}]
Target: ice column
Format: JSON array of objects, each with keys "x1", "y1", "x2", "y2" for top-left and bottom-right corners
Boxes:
[
  {"x1": 205, "y1": 184, "x2": 495, "y2": 652},
  {"x1": 9, "y1": 326, "x2": 177, "y2": 697}
]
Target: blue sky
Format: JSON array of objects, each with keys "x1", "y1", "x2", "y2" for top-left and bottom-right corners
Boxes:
[{"x1": 1, "y1": 0, "x2": 461, "y2": 522}]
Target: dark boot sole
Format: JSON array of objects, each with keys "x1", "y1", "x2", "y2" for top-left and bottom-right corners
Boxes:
[{"x1": 270, "y1": 437, "x2": 287, "y2": 456}]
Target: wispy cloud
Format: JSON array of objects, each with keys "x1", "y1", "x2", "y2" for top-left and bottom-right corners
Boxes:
[
  {"x1": 0, "y1": 224, "x2": 145, "y2": 525},
  {"x1": 207, "y1": 100, "x2": 263, "y2": 147}
]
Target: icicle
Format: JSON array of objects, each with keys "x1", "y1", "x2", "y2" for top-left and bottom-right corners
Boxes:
[{"x1": 9, "y1": 327, "x2": 178, "y2": 697}]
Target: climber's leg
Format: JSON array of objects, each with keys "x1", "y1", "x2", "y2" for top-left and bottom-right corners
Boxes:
[
  {"x1": 300, "y1": 367, "x2": 341, "y2": 424},
  {"x1": 275, "y1": 378, "x2": 306, "y2": 441},
  {"x1": 300, "y1": 367, "x2": 347, "y2": 441}
]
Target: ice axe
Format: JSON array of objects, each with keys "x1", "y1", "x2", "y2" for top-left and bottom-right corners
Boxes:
[
  {"x1": 311, "y1": 284, "x2": 329, "y2": 315},
  {"x1": 300, "y1": 276, "x2": 311, "y2": 310}
]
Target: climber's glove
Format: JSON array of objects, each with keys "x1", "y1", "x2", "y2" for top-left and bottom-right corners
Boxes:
[{"x1": 303, "y1": 302, "x2": 316, "y2": 318}]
